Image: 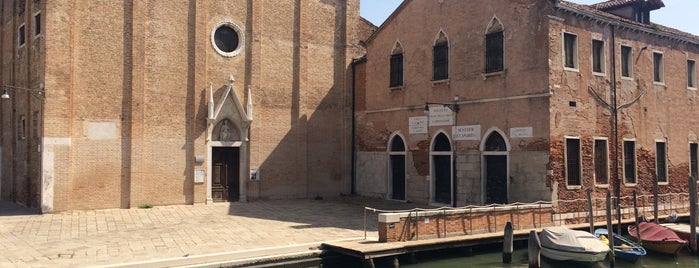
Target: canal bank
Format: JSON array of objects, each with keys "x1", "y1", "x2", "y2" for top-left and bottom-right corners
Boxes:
[{"x1": 0, "y1": 197, "x2": 419, "y2": 267}]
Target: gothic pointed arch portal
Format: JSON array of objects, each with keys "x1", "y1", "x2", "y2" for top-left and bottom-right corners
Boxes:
[
  {"x1": 481, "y1": 129, "x2": 509, "y2": 204},
  {"x1": 388, "y1": 133, "x2": 406, "y2": 201},
  {"x1": 431, "y1": 132, "x2": 452, "y2": 205},
  {"x1": 206, "y1": 78, "x2": 253, "y2": 203}
]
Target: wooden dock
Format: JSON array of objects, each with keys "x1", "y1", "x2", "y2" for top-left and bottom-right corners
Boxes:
[
  {"x1": 322, "y1": 227, "x2": 542, "y2": 261},
  {"x1": 321, "y1": 214, "x2": 690, "y2": 266}
]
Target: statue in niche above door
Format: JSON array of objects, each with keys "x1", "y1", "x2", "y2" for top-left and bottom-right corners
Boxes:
[{"x1": 220, "y1": 120, "x2": 233, "y2": 141}]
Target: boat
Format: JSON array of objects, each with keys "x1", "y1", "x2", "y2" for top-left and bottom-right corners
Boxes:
[
  {"x1": 628, "y1": 222, "x2": 687, "y2": 255},
  {"x1": 594, "y1": 228, "x2": 646, "y2": 263},
  {"x1": 539, "y1": 226, "x2": 610, "y2": 263},
  {"x1": 660, "y1": 222, "x2": 699, "y2": 241}
]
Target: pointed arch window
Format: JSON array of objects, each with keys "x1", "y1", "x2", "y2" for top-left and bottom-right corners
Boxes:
[
  {"x1": 485, "y1": 16, "x2": 504, "y2": 73},
  {"x1": 433, "y1": 31, "x2": 449, "y2": 81},
  {"x1": 433, "y1": 133, "x2": 451, "y2": 151},
  {"x1": 485, "y1": 132, "x2": 507, "y2": 151},
  {"x1": 390, "y1": 42, "x2": 404, "y2": 88},
  {"x1": 390, "y1": 135, "x2": 406, "y2": 151}
]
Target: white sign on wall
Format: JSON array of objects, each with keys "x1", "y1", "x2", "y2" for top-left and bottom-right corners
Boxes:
[
  {"x1": 194, "y1": 169, "x2": 205, "y2": 183},
  {"x1": 409, "y1": 116, "x2": 428, "y2": 134},
  {"x1": 428, "y1": 106, "x2": 453, "y2": 126},
  {"x1": 510, "y1": 127, "x2": 533, "y2": 138},
  {"x1": 453, "y1": 125, "x2": 481, "y2": 141}
]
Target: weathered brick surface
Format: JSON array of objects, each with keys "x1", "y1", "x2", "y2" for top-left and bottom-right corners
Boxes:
[
  {"x1": 379, "y1": 207, "x2": 554, "y2": 243},
  {"x1": 2, "y1": 0, "x2": 362, "y2": 212},
  {"x1": 355, "y1": 0, "x2": 699, "y2": 211}
]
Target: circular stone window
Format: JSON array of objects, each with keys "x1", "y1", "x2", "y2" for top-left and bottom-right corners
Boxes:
[{"x1": 211, "y1": 20, "x2": 244, "y2": 57}]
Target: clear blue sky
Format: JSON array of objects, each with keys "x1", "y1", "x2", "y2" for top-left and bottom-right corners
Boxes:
[{"x1": 360, "y1": 0, "x2": 699, "y2": 36}]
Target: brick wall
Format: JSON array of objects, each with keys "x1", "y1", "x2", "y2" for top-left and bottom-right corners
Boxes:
[{"x1": 378, "y1": 205, "x2": 554, "y2": 243}]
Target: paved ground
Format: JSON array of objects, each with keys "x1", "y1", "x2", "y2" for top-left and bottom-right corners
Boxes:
[{"x1": 0, "y1": 197, "x2": 423, "y2": 267}]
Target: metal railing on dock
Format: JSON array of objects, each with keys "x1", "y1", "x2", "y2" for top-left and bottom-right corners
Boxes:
[
  {"x1": 365, "y1": 201, "x2": 553, "y2": 242},
  {"x1": 364, "y1": 192, "x2": 698, "y2": 243}
]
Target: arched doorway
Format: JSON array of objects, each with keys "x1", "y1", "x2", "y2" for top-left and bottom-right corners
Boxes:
[
  {"x1": 388, "y1": 135, "x2": 406, "y2": 201},
  {"x1": 211, "y1": 119, "x2": 242, "y2": 202},
  {"x1": 482, "y1": 130, "x2": 509, "y2": 204},
  {"x1": 431, "y1": 132, "x2": 452, "y2": 205}
]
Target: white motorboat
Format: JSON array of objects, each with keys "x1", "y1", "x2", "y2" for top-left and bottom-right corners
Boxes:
[{"x1": 539, "y1": 226, "x2": 610, "y2": 263}]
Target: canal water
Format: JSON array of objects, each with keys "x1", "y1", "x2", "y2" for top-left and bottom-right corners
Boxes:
[{"x1": 399, "y1": 244, "x2": 699, "y2": 268}]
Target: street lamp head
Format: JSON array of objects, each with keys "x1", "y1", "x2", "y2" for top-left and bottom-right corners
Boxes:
[
  {"x1": 424, "y1": 103, "x2": 429, "y2": 113},
  {"x1": 1, "y1": 88, "x2": 9, "y2": 99}
]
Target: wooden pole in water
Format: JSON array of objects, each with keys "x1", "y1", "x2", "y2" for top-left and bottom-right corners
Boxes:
[
  {"x1": 606, "y1": 190, "x2": 615, "y2": 268},
  {"x1": 633, "y1": 190, "x2": 641, "y2": 245},
  {"x1": 587, "y1": 189, "x2": 594, "y2": 233},
  {"x1": 528, "y1": 230, "x2": 540, "y2": 268},
  {"x1": 503, "y1": 222, "x2": 513, "y2": 263},
  {"x1": 689, "y1": 176, "x2": 697, "y2": 254},
  {"x1": 653, "y1": 175, "x2": 659, "y2": 223}
]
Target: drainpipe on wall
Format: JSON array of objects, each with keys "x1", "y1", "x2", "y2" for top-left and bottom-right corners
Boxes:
[
  {"x1": 350, "y1": 57, "x2": 364, "y2": 195},
  {"x1": 610, "y1": 24, "x2": 622, "y2": 235}
]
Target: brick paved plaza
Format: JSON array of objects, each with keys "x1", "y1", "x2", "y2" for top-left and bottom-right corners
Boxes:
[{"x1": 0, "y1": 197, "x2": 419, "y2": 267}]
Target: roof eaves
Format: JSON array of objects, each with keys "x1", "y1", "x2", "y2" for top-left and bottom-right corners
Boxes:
[
  {"x1": 365, "y1": 0, "x2": 411, "y2": 44},
  {"x1": 556, "y1": 1, "x2": 699, "y2": 46}
]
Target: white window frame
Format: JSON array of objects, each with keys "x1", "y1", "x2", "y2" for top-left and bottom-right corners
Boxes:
[
  {"x1": 656, "y1": 140, "x2": 669, "y2": 185},
  {"x1": 623, "y1": 139, "x2": 637, "y2": 186},
  {"x1": 33, "y1": 11, "x2": 41, "y2": 39},
  {"x1": 653, "y1": 51, "x2": 665, "y2": 85},
  {"x1": 688, "y1": 59, "x2": 697, "y2": 90},
  {"x1": 620, "y1": 45, "x2": 633, "y2": 79},
  {"x1": 591, "y1": 38, "x2": 606, "y2": 76},
  {"x1": 563, "y1": 31, "x2": 579, "y2": 72},
  {"x1": 690, "y1": 142, "x2": 699, "y2": 181},
  {"x1": 593, "y1": 137, "x2": 610, "y2": 187},
  {"x1": 17, "y1": 23, "x2": 26, "y2": 48},
  {"x1": 564, "y1": 136, "x2": 582, "y2": 189}
]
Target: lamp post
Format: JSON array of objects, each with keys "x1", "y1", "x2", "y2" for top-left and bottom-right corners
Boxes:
[
  {"x1": 1, "y1": 83, "x2": 45, "y2": 207},
  {"x1": 425, "y1": 96, "x2": 460, "y2": 207}
]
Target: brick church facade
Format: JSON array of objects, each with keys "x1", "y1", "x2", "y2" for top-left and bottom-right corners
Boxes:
[{"x1": 1, "y1": 0, "x2": 371, "y2": 212}]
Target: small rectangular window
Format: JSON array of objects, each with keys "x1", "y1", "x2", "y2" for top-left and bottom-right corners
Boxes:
[
  {"x1": 433, "y1": 42, "x2": 449, "y2": 80},
  {"x1": 564, "y1": 32, "x2": 578, "y2": 69},
  {"x1": 594, "y1": 139, "x2": 609, "y2": 185},
  {"x1": 653, "y1": 52, "x2": 664, "y2": 83},
  {"x1": 566, "y1": 138, "x2": 581, "y2": 186},
  {"x1": 624, "y1": 140, "x2": 636, "y2": 184},
  {"x1": 592, "y1": 39, "x2": 605, "y2": 73},
  {"x1": 389, "y1": 53, "x2": 403, "y2": 87},
  {"x1": 691, "y1": 143, "x2": 698, "y2": 180},
  {"x1": 485, "y1": 31, "x2": 504, "y2": 73},
  {"x1": 656, "y1": 141, "x2": 667, "y2": 183},
  {"x1": 621, "y1": 45, "x2": 632, "y2": 78},
  {"x1": 18, "y1": 115, "x2": 26, "y2": 140},
  {"x1": 18, "y1": 24, "x2": 26, "y2": 47},
  {"x1": 34, "y1": 12, "x2": 41, "y2": 36},
  {"x1": 688, "y1": 59, "x2": 696, "y2": 88}
]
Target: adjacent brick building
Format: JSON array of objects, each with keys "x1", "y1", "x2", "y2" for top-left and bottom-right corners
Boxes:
[
  {"x1": 354, "y1": 0, "x2": 699, "y2": 211},
  {"x1": 1, "y1": 0, "x2": 367, "y2": 212}
]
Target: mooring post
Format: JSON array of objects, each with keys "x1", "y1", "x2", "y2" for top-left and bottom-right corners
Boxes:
[
  {"x1": 528, "y1": 230, "x2": 540, "y2": 268},
  {"x1": 689, "y1": 176, "x2": 698, "y2": 254},
  {"x1": 606, "y1": 190, "x2": 615, "y2": 268},
  {"x1": 363, "y1": 258, "x2": 375, "y2": 268},
  {"x1": 587, "y1": 189, "x2": 594, "y2": 233},
  {"x1": 503, "y1": 222, "x2": 513, "y2": 263},
  {"x1": 654, "y1": 175, "x2": 659, "y2": 223},
  {"x1": 633, "y1": 190, "x2": 641, "y2": 245},
  {"x1": 391, "y1": 257, "x2": 399, "y2": 268}
]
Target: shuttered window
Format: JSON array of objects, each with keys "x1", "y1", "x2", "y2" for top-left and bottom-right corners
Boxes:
[
  {"x1": 433, "y1": 42, "x2": 449, "y2": 80},
  {"x1": 656, "y1": 142, "x2": 667, "y2": 183},
  {"x1": 390, "y1": 53, "x2": 403, "y2": 87},
  {"x1": 485, "y1": 31, "x2": 504, "y2": 73},
  {"x1": 566, "y1": 138, "x2": 581, "y2": 186},
  {"x1": 624, "y1": 140, "x2": 637, "y2": 184}
]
